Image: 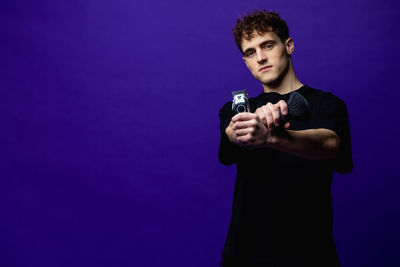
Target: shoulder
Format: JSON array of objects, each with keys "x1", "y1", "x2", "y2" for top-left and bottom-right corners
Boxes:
[
  {"x1": 302, "y1": 85, "x2": 347, "y2": 109},
  {"x1": 218, "y1": 101, "x2": 234, "y2": 119},
  {"x1": 219, "y1": 101, "x2": 232, "y2": 113},
  {"x1": 219, "y1": 101, "x2": 232, "y2": 110}
]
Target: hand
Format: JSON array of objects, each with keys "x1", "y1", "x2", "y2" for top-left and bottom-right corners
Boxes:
[
  {"x1": 225, "y1": 121, "x2": 241, "y2": 146},
  {"x1": 231, "y1": 112, "x2": 271, "y2": 148},
  {"x1": 254, "y1": 100, "x2": 290, "y2": 129},
  {"x1": 225, "y1": 120, "x2": 253, "y2": 148}
]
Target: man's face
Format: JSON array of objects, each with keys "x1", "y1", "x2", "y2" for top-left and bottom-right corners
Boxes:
[{"x1": 241, "y1": 31, "x2": 294, "y2": 86}]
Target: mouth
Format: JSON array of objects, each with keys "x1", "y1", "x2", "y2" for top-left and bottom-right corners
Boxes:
[{"x1": 259, "y1": 65, "x2": 272, "y2": 72}]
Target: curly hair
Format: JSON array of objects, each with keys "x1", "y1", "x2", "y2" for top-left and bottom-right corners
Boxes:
[{"x1": 233, "y1": 10, "x2": 290, "y2": 53}]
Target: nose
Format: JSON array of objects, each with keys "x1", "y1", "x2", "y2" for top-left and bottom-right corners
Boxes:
[{"x1": 256, "y1": 49, "x2": 267, "y2": 64}]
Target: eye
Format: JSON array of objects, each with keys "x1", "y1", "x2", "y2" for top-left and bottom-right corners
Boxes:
[
  {"x1": 262, "y1": 43, "x2": 274, "y2": 50},
  {"x1": 244, "y1": 50, "x2": 255, "y2": 58}
]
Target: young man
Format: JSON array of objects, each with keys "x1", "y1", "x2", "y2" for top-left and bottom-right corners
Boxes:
[{"x1": 218, "y1": 10, "x2": 353, "y2": 266}]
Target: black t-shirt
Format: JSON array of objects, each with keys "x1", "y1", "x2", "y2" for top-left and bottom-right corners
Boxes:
[{"x1": 218, "y1": 85, "x2": 353, "y2": 267}]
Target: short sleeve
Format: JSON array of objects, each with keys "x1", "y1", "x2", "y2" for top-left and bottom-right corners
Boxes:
[
  {"x1": 218, "y1": 102, "x2": 244, "y2": 165},
  {"x1": 316, "y1": 93, "x2": 353, "y2": 173}
]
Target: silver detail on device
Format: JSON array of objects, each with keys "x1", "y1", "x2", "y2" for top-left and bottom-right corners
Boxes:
[{"x1": 232, "y1": 90, "x2": 251, "y2": 114}]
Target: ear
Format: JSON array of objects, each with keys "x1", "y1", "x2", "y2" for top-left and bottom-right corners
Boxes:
[
  {"x1": 285, "y1": 37, "x2": 294, "y2": 55},
  {"x1": 243, "y1": 56, "x2": 249, "y2": 68}
]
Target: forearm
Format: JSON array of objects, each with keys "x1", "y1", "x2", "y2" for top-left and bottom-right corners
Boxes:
[{"x1": 267, "y1": 128, "x2": 340, "y2": 160}]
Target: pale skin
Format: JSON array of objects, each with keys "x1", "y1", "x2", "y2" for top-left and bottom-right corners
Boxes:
[{"x1": 226, "y1": 31, "x2": 340, "y2": 160}]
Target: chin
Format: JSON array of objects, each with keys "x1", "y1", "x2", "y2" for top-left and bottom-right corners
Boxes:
[
  {"x1": 259, "y1": 71, "x2": 286, "y2": 87},
  {"x1": 259, "y1": 76, "x2": 278, "y2": 85}
]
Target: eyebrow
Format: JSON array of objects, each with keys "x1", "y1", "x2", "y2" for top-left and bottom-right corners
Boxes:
[{"x1": 242, "y1": 39, "x2": 277, "y2": 54}]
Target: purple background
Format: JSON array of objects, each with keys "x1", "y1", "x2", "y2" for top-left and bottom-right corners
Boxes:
[{"x1": 1, "y1": 0, "x2": 399, "y2": 266}]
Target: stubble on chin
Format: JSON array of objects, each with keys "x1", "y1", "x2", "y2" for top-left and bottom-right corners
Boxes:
[{"x1": 262, "y1": 61, "x2": 290, "y2": 88}]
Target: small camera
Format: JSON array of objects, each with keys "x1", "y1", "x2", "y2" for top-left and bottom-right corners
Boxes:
[{"x1": 232, "y1": 90, "x2": 251, "y2": 114}]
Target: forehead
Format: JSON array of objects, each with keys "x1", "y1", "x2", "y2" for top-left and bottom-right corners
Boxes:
[{"x1": 241, "y1": 31, "x2": 282, "y2": 51}]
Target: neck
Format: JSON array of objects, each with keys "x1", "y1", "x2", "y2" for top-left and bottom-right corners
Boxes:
[{"x1": 262, "y1": 60, "x2": 303, "y2": 94}]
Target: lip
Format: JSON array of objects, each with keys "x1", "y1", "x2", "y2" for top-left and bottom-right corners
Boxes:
[{"x1": 259, "y1": 65, "x2": 272, "y2": 72}]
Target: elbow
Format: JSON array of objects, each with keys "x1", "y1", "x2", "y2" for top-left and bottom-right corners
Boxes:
[
  {"x1": 329, "y1": 133, "x2": 341, "y2": 158},
  {"x1": 335, "y1": 161, "x2": 353, "y2": 174},
  {"x1": 219, "y1": 159, "x2": 235, "y2": 166},
  {"x1": 330, "y1": 133, "x2": 354, "y2": 174},
  {"x1": 321, "y1": 131, "x2": 340, "y2": 160},
  {"x1": 218, "y1": 152, "x2": 236, "y2": 166}
]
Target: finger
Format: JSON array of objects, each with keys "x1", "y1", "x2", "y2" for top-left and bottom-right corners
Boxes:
[
  {"x1": 258, "y1": 107, "x2": 269, "y2": 125},
  {"x1": 235, "y1": 127, "x2": 253, "y2": 136},
  {"x1": 265, "y1": 109, "x2": 274, "y2": 128},
  {"x1": 254, "y1": 108, "x2": 266, "y2": 124},
  {"x1": 234, "y1": 120, "x2": 255, "y2": 130},
  {"x1": 232, "y1": 112, "x2": 255, "y2": 122},
  {"x1": 237, "y1": 133, "x2": 251, "y2": 143},
  {"x1": 267, "y1": 102, "x2": 280, "y2": 127},
  {"x1": 261, "y1": 106, "x2": 271, "y2": 125},
  {"x1": 277, "y1": 100, "x2": 288, "y2": 116},
  {"x1": 262, "y1": 105, "x2": 274, "y2": 128},
  {"x1": 284, "y1": 122, "x2": 290, "y2": 129}
]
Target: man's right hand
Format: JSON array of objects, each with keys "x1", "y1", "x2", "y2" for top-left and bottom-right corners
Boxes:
[
  {"x1": 225, "y1": 121, "x2": 242, "y2": 146},
  {"x1": 225, "y1": 112, "x2": 271, "y2": 149}
]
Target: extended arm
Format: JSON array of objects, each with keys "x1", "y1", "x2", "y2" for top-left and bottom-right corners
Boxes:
[
  {"x1": 267, "y1": 128, "x2": 339, "y2": 160},
  {"x1": 226, "y1": 100, "x2": 340, "y2": 160}
]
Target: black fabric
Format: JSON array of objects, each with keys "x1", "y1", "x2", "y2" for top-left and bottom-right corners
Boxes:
[{"x1": 218, "y1": 85, "x2": 353, "y2": 267}]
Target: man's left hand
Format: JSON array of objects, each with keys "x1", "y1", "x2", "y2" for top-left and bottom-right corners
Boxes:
[{"x1": 255, "y1": 100, "x2": 290, "y2": 129}]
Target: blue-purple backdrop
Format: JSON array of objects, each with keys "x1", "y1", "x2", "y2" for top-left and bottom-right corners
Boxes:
[{"x1": 1, "y1": 0, "x2": 399, "y2": 266}]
